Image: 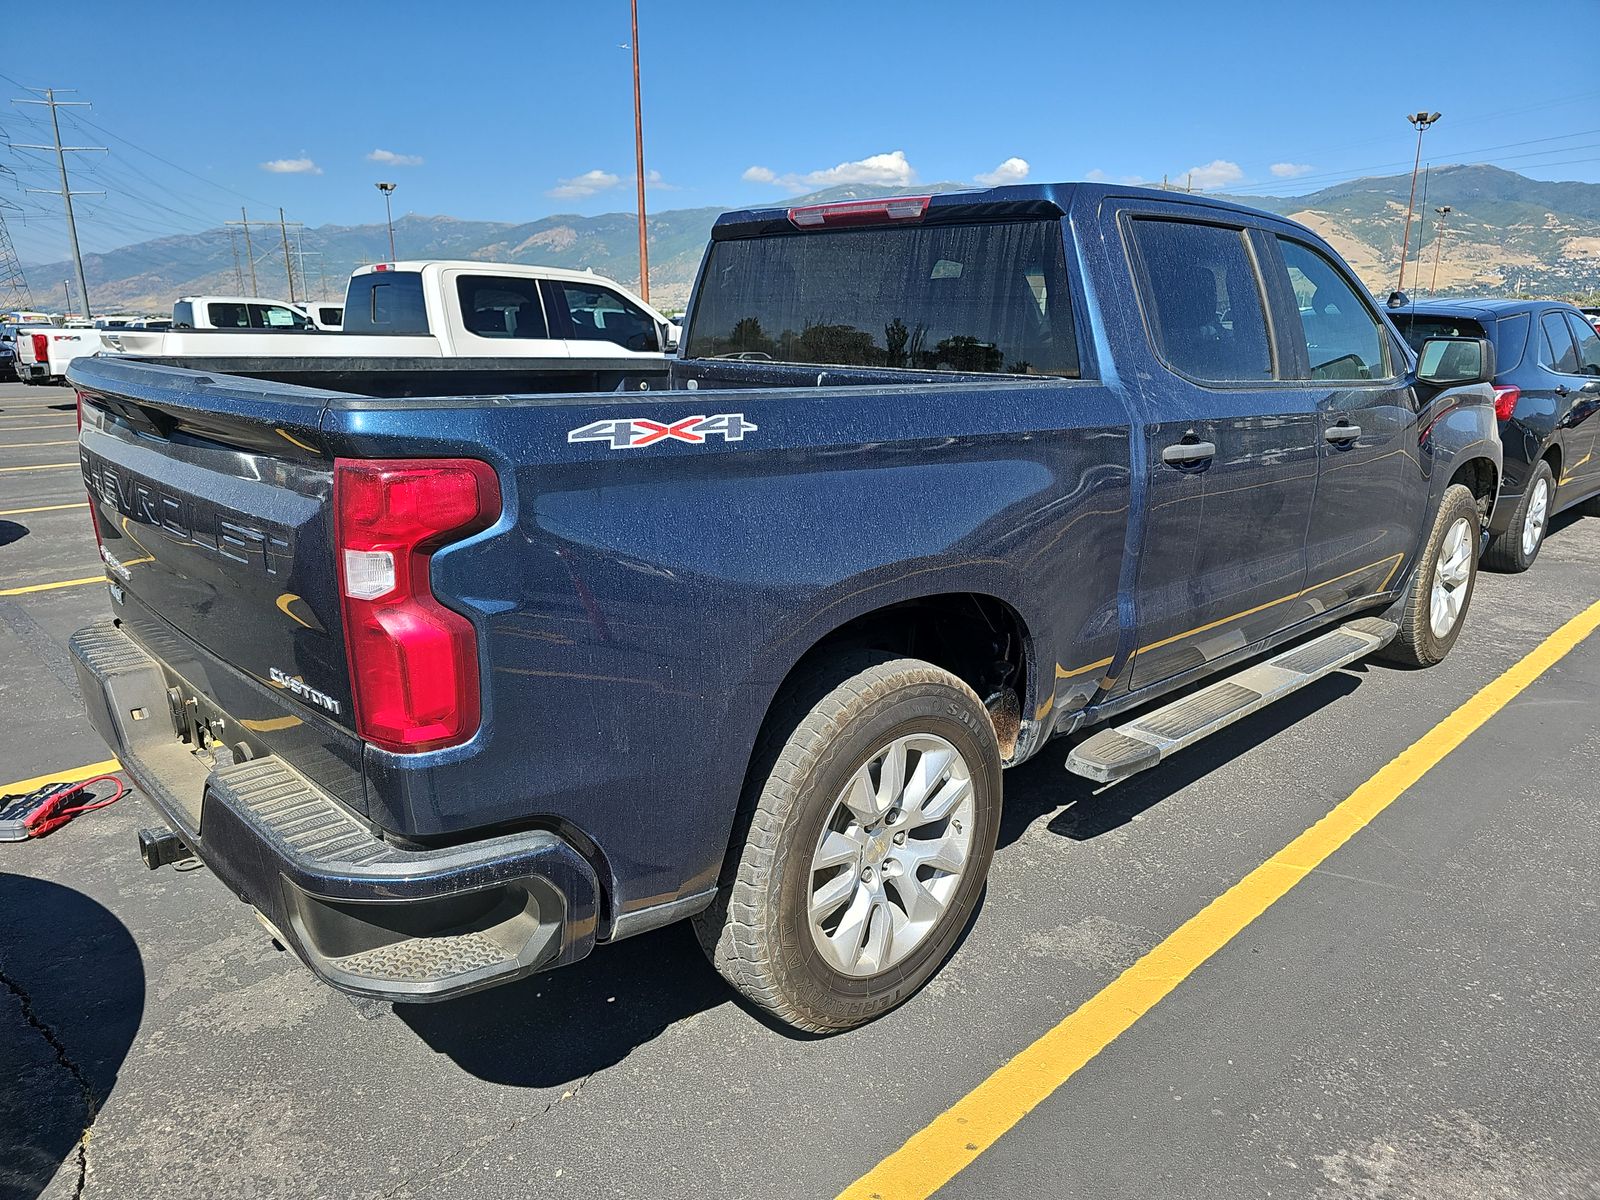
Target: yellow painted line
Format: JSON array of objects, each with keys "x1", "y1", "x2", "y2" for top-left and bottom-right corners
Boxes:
[
  {"x1": 2, "y1": 758, "x2": 121, "y2": 794},
  {"x1": 0, "y1": 502, "x2": 87, "y2": 517},
  {"x1": 0, "y1": 412, "x2": 73, "y2": 421},
  {"x1": 0, "y1": 423, "x2": 75, "y2": 431},
  {"x1": 0, "y1": 574, "x2": 105, "y2": 597},
  {"x1": 0, "y1": 439, "x2": 77, "y2": 447},
  {"x1": 837, "y1": 596, "x2": 1600, "y2": 1200},
  {"x1": 0, "y1": 462, "x2": 75, "y2": 474}
]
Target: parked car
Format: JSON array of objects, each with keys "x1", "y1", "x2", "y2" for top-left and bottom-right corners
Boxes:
[
  {"x1": 1397, "y1": 299, "x2": 1600, "y2": 571},
  {"x1": 68, "y1": 183, "x2": 1499, "y2": 1031},
  {"x1": 100, "y1": 262, "x2": 678, "y2": 396},
  {"x1": 13, "y1": 323, "x2": 97, "y2": 384},
  {"x1": 1578, "y1": 305, "x2": 1600, "y2": 334},
  {"x1": 172, "y1": 296, "x2": 313, "y2": 330},
  {"x1": 300, "y1": 301, "x2": 344, "y2": 331}
]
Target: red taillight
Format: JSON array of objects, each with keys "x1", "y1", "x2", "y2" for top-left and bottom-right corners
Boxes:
[
  {"x1": 1493, "y1": 385, "x2": 1520, "y2": 422},
  {"x1": 30, "y1": 333, "x2": 48, "y2": 361},
  {"x1": 787, "y1": 195, "x2": 932, "y2": 229},
  {"x1": 373, "y1": 263, "x2": 391, "y2": 272},
  {"x1": 75, "y1": 389, "x2": 85, "y2": 432},
  {"x1": 334, "y1": 458, "x2": 501, "y2": 753}
]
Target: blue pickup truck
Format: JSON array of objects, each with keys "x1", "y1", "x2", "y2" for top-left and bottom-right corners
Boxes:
[{"x1": 68, "y1": 183, "x2": 1500, "y2": 1032}]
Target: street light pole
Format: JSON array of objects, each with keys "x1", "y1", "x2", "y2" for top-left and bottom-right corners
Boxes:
[
  {"x1": 630, "y1": 0, "x2": 650, "y2": 302},
  {"x1": 1429, "y1": 205, "x2": 1453, "y2": 295},
  {"x1": 1396, "y1": 110, "x2": 1440, "y2": 294},
  {"x1": 376, "y1": 182, "x2": 397, "y2": 261}
]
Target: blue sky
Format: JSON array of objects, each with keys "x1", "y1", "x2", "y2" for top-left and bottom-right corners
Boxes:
[{"x1": 6, "y1": 0, "x2": 1600, "y2": 264}]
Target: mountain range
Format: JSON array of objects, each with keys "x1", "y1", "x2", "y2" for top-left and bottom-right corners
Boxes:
[{"x1": 14, "y1": 164, "x2": 1600, "y2": 315}]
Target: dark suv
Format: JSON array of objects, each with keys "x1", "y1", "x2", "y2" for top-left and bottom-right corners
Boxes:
[{"x1": 1398, "y1": 299, "x2": 1600, "y2": 571}]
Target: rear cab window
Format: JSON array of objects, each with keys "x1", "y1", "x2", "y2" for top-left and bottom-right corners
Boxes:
[
  {"x1": 686, "y1": 218, "x2": 1079, "y2": 376},
  {"x1": 343, "y1": 272, "x2": 430, "y2": 335}
]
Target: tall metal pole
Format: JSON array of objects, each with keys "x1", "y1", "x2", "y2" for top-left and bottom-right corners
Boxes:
[
  {"x1": 14, "y1": 88, "x2": 104, "y2": 319},
  {"x1": 1429, "y1": 206, "x2": 1452, "y2": 295},
  {"x1": 279, "y1": 207, "x2": 296, "y2": 301},
  {"x1": 239, "y1": 208, "x2": 258, "y2": 297},
  {"x1": 62, "y1": 279, "x2": 72, "y2": 316},
  {"x1": 376, "y1": 183, "x2": 397, "y2": 260},
  {"x1": 1396, "y1": 111, "x2": 1440, "y2": 294},
  {"x1": 631, "y1": 0, "x2": 650, "y2": 302},
  {"x1": 229, "y1": 228, "x2": 244, "y2": 292}
]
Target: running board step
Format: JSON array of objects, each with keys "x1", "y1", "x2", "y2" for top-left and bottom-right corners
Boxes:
[{"x1": 1066, "y1": 616, "x2": 1399, "y2": 784}]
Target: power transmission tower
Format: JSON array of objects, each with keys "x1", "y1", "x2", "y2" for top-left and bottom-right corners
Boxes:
[
  {"x1": 227, "y1": 208, "x2": 301, "y2": 300},
  {"x1": 11, "y1": 87, "x2": 105, "y2": 318},
  {"x1": 227, "y1": 227, "x2": 244, "y2": 292},
  {"x1": 0, "y1": 197, "x2": 33, "y2": 310}
]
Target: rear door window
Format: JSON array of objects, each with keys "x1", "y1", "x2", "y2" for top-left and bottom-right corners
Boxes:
[
  {"x1": 1273, "y1": 237, "x2": 1391, "y2": 381},
  {"x1": 206, "y1": 302, "x2": 250, "y2": 328},
  {"x1": 1129, "y1": 218, "x2": 1273, "y2": 382},
  {"x1": 456, "y1": 275, "x2": 550, "y2": 339},
  {"x1": 686, "y1": 218, "x2": 1078, "y2": 376},
  {"x1": 1541, "y1": 311, "x2": 1580, "y2": 374},
  {"x1": 1563, "y1": 311, "x2": 1600, "y2": 375}
]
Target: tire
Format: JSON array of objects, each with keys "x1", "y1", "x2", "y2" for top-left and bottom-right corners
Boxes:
[
  {"x1": 1378, "y1": 483, "x2": 1480, "y2": 668},
  {"x1": 1482, "y1": 460, "x2": 1553, "y2": 573},
  {"x1": 694, "y1": 655, "x2": 1003, "y2": 1032}
]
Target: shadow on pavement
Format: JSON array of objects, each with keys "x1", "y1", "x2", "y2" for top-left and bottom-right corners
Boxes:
[
  {"x1": 998, "y1": 670, "x2": 1362, "y2": 846},
  {"x1": 0, "y1": 873, "x2": 144, "y2": 1200},
  {"x1": 0, "y1": 521, "x2": 29, "y2": 548},
  {"x1": 397, "y1": 920, "x2": 730, "y2": 1088}
]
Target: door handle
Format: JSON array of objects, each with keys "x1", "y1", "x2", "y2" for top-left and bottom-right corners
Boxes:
[
  {"x1": 1324, "y1": 423, "x2": 1362, "y2": 444},
  {"x1": 1555, "y1": 385, "x2": 1571, "y2": 397},
  {"x1": 1161, "y1": 438, "x2": 1216, "y2": 466}
]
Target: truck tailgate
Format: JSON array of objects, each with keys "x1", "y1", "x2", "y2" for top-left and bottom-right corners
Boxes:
[{"x1": 73, "y1": 358, "x2": 367, "y2": 814}]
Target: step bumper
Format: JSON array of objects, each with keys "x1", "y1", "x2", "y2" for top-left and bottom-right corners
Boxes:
[{"x1": 70, "y1": 618, "x2": 599, "y2": 1003}]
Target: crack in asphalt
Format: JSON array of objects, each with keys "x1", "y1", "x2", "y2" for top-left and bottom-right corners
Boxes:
[
  {"x1": 380, "y1": 1072, "x2": 596, "y2": 1198},
  {"x1": 0, "y1": 958, "x2": 99, "y2": 1198}
]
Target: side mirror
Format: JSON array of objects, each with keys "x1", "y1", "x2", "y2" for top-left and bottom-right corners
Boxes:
[
  {"x1": 662, "y1": 322, "x2": 680, "y2": 353},
  {"x1": 1416, "y1": 336, "x2": 1494, "y2": 387}
]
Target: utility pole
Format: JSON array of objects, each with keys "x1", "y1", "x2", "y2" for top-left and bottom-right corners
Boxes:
[
  {"x1": 229, "y1": 208, "x2": 259, "y2": 296},
  {"x1": 278, "y1": 207, "x2": 296, "y2": 301},
  {"x1": 62, "y1": 279, "x2": 72, "y2": 316},
  {"x1": 228, "y1": 227, "x2": 244, "y2": 292},
  {"x1": 227, "y1": 209, "x2": 301, "y2": 299},
  {"x1": 1429, "y1": 205, "x2": 1452, "y2": 295},
  {"x1": 13, "y1": 87, "x2": 105, "y2": 319},
  {"x1": 630, "y1": 0, "x2": 650, "y2": 301},
  {"x1": 1396, "y1": 110, "x2": 1441, "y2": 294}
]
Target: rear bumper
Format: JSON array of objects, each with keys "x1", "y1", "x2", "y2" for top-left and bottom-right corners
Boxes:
[
  {"x1": 17, "y1": 362, "x2": 50, "y2": 382},
  {"x1": 70, "y1": 618, "x2": 599, "y2": 1003}
]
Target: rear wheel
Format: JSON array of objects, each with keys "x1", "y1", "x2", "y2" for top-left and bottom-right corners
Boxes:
[
  {"x1": 1482, "y1": 460, "x2": 1553, "y2": 573},
  {"x1": 1378, "y1": 483, "x2": 1480, "y2": 668},
  {"x1": 694, "y1": 656, "x2": 1002, "y2": 1032}
]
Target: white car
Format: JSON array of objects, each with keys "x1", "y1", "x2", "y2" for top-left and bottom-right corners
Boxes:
[{"x1": 300, "y1": 301, "x2": 344, "y2": 331}]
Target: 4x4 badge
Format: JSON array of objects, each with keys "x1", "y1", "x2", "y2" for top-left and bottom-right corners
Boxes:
[{"x1": 567, "y1": 413, "x2": 757, "y2": 450}]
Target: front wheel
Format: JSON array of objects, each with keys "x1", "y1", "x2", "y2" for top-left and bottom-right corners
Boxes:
[
  {"x1": 694, "y1": 656, "x2": 1002, "y2": 1032},
  {"x1": 1378, "y1": 483, "x2": 1481, "y2": 667}
]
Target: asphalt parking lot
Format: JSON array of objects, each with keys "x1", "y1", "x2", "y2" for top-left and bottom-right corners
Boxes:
[{"x1": 2, "y1": 378, "x2": 1597, "y2": 1200}]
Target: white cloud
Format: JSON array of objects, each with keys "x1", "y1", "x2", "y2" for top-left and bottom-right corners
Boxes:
[
  {"x1": 645, "y1": 169, "x2": 678, "y2": 191},
  {"x1": 975, "y1": 157, "x2": 1030, "y2": 187},
  {"x1": 1270, "y1": 162, "x2": 1314, "y2": 179},
  {"x1": 368, "y1": 148, "x2": 424, "y2": 167},
  {"x1": 744, "y1": 150, "x2": 918, "y2": 195},
  {"x1": 1180, "y1": 159, "x2": 1244, "y2": 190},
  {"x1": 1084, "y1": 168, "x2": 1110, "y2": 183},
  {"x1": 260, "y1": 157, "x2": 321, "y2": 175},
  {"x1": 547, "y1": 169, "x2": 622, "y2": 199}
]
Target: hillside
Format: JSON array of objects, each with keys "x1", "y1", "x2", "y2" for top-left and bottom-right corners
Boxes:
[{"x1": 17, "y1": 165, "x2": 1600, "y2": 314}]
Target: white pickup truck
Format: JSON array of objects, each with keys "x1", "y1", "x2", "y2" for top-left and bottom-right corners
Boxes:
[
  {"x1": 13, "y1": 323, "x2": 99, "y2": 385},
  {"x1": 102, "y1": 261, "x2": 679, "y2": 396}
]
